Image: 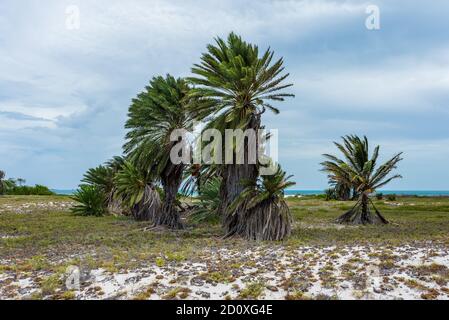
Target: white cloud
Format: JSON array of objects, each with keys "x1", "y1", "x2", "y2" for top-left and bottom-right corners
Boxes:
[{"x1": 292, "y1": 55, "x2": 449, "y2": 113}]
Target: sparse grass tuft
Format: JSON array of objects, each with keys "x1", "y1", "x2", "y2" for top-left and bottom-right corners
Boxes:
[{"x1": 238, "y1": 282, "x2": 265, "y2": 299}]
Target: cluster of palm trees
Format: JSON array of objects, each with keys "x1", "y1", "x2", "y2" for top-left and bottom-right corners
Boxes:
[
  {"x1": 73, "y1": 33, "x2": 404, "y2": 234},
  {"x1": 73, "y1": 33, "x2": 295, "y2": 240},
  {"x1": 321, "y1": 135, "x2": 403, "y2": 225}
]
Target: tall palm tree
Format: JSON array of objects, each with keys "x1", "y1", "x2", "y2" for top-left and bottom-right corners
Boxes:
[
  {"x1": 321, "y1": 135, "x2": 403, "y2": 224},
  {"x1": 188, "y1": 32, "x2": 294, "y2": 237},
  {"x1": 124, "y1": 75, "x2": 193, "y2": 229}
]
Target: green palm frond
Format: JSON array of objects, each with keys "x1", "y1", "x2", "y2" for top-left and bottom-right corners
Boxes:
[
  {"x1": 188, "y1": 32, "x2": 294, "y2": 129},
  {"x1": 321, "y1": 135, "x2": 403, "y2": 195},
  {"x1": 124, "y1": 75, "x2": 193, "y2": 178},
  {"x1": 82, "y1": 165, "x2": 115, "y2": 194},
  {"x1": 230, "y1": 163, "x2": 295, "y2": 212},
  {"x1": 114, "y1": 161, "x2": 150, "y2": 208},
  {"x1": 71, "y1": 185, "x2": 107, "y2": 216},
  {"x1": 188, "y1": 176, "x2": 221, "y2": 224}
]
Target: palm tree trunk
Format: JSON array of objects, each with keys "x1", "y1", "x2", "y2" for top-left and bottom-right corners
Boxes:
[
  {"x1": 336, "y1": 192, "x2": 389, "y2": 225},
  {"x1": 132, "y1": 184, "x2": 161, "y2": 221},
  {"x1": 222, "y1": 114, "x2": 260, "y2": 237},
  {"x1": 159, "y1": 164, "x2": 184, "y2": 229},
  {"x1": 359, "y1": 192, "x2": 372, "y2": 224}
]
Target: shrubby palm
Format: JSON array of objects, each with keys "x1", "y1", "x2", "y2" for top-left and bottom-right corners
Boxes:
[
  {"x1": 114, "y1": 161, "x2": 161, "y2": 222},
  {"x1": 321, "y1": 135, "x2": 403, "y2": 224},
  {"x1": 71, "y1": 185, "x2": 107, "y2": 216},
  {"x1": 227, "y1": 164, "x2": 295, "y2": 240},
  {"x1": 188, "y1": 176, "x2": 221, "y2": 224},
  {"x1": 82, "y1": 165, "x2": 115, "y2": 196},
  {"x1": 188, "y1": 32, "x2": 294, "y2": 239},
  {"x1": 124, "y1": 75, "x2": 193, "y2": 228},
  {"x1": 82, "y1": 156, "x2": 125, "y2": 215}
]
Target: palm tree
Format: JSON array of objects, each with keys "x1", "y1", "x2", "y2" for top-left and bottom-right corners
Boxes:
[
  {"x1": 17, "y1": 178, "x2": 26, "y2": 186},
  {"x1": 71, "y1": 185, "x2": 107, "y2": 217},
  {"x1": 321, "y1": 135, "x2": 403, "y2": 224},
  {"x1": 124, "y1": 75, "x2": 193, "y2": 229},
  {"x1": 321, "y1": 135, "x2": 370, "y2": 200},
  {"x1": 188, "y1": 32, "x2": 294, "y2": 237},
  {"x1": 82, "y1": 165, "x2": 115, "y2": 195},
  {"x1": 321, "y1": 162, "x2": 355, "y2": 201},
  {"x1": 227, "y1": 164, "x2": 295, "y2": 240},
  {"x1": 0, "y1": 170, "x2": 5, "y2": 195},
  {"x1": 0, "y1": 171, "x2": 16, "y2": 195},
  {"x1": 114, "y1": 160, "x2": 162, "y2": 222},
  {"x1": 82, "y1": 156, "x2": 125, "y2": 215}
]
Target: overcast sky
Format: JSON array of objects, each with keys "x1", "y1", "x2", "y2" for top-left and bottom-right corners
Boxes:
[{"x1": 1, "y1": 0, "x2": 448, "y2": 190}]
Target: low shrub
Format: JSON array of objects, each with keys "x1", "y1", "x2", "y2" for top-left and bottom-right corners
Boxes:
[
  {"x1": 6, "y1": 185, "x2": 55, "y2": 196},
  {"x1": 386, "y1": 194, "x2": 397, "y2": 201}
]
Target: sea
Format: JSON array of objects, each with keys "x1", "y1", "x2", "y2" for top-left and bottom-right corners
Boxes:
[{"x1": 52, "y1": 189, "x2": 449, "y2": 197}]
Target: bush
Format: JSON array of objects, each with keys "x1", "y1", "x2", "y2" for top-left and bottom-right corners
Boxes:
[
  {"x1": 6, "y1": 184, "x2": 55, "y2": 195},
  {"x1": 376, "y1": 192, "x2": 383, "y2": 200},
  {"x1": 71, "y1": 185, "x2": 107, "y2": 216},
  {"x1": 386, "y1": 194, "x2": 397, "y2": 201}
]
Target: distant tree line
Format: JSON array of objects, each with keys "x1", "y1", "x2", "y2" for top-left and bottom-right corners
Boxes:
[{"x1": 0, "y1": 170, "x2": 54, "y2": 196}]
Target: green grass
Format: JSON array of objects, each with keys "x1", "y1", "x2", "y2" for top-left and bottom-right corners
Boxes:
[
  {"x1": 286, "y1": 196, "x2": 449, "y2": 245},
  {"x1": 1, "y1": 195, "x2": 449, "y2": 272}
]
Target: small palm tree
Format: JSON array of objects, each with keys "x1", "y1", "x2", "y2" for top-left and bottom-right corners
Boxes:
[
  {"x1": 114, "y1": 161, "x2": 162, "y2": 222},
  {"x1": 321, "y1": 135, "x2": 371, "y2": 200},
  {"x1": 82, "y1": 165, "x2": 115, "y2": 195},
  {"x1": 188, "y1": 32, "x2": 294, "y2": 236},
  {"x1": 0, "y1": 171, "x2": 16, "y2": 195},
  {"x1": 71, "y1": 185, "x2": 107, "y2": 216},
  {"x1": 82, "y1": 157, "x2": 125, "y2": 215},
  {"x1": 321, "y1": 135, "x2": 403, "y2": 224},
  {"x1": 227, "y1": 164, "x2": 295, "y2": 240},
  {"x1": 187, "y1": 176, "x2": 221, "y2": 224},
  {"x1": 124, "y1": 75, "x2": 193, "y2": 229}
]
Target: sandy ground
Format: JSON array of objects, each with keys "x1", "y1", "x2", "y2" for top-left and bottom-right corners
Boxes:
[
  {"x1": 2, "y1": 243, "x2": 449, "y2": 300},
  {"x1": 0, "y1": 201, "x2": 75, "y2": 214}
]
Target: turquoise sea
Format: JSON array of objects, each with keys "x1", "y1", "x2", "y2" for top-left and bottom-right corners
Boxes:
[
  {"x1": 284, "y1": 190, "x2": 449, "y2": 197},
  {"x1": 53, "y1": 189, "x2": 449, "y2": 197}
]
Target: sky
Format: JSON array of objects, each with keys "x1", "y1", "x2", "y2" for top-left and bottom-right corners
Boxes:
[{"x1": 1, "y1": 0, "x2": 448, "y2": 190}]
